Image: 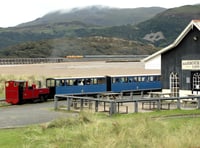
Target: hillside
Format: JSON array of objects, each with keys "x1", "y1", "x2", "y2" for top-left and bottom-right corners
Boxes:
[
  {"x1": 0, "y1": 6, "x2": 165, "y2": 54},
  {"x1": 136, "y1": 4, "x2": 200, "y2": 46},
  {"x1": 0, "y1": 36, "x2": 158, "y2": 58},
  {"x1": 84, "y1": 5, "x2": 200, "y2": 47},
  {"x1": 0, "y1": 5, "x2": 200, "y2": 58},
  {"x1": 18, "y1": 6, "x2": 165, "y2": 27}
]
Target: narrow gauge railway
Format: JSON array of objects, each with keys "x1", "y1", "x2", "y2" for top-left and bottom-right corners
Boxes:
[{"x1": 5, "y1": 74, "x2": 161, "y2": 105}]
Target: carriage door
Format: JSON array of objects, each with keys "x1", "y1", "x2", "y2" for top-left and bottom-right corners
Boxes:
[
  {"x1": 106, "y1": 76, "x2": 111, "y2": 91},
  {"x1": 170, "y1": 72, "x2": 179, "y2": 97},
  {"x1": 191, "y1": 71, "x2": 200, "y2": 94}
]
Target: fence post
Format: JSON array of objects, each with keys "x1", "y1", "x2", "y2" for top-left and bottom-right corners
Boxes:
[
  {"x1": 67, "y1": 97, "x2": 71, "y2": 111},
  {"x1": 120, "y1": 92, "x2": 123, "y2": 99},
  {"x1": 134, "y1": 101, "x2": 138, "y2": 113},
  {"x1": 95, "y1": 100, "x2": 98, "y2": 112},
  {"x1": 118, "y1": 102, "x2": 120, "y2": 113},
  {"x1": 177, "y1": 98, "x2": 181, "y2": 109},
  {"x1": 109, "y1": 101, "x2": 116, "y2": 115},
  {"x1": 157, "y1": 99, "x2": 161, "y2": 110},
  {"x1": 89, "y1": 101, "x2": 93, "y2": 109},
  {"x1": 141, "y1": 91, "x2": 144, "y2": 97},
  {"x1": 54, "y1": 96, "x2": 58, "y2": 110},
  {"x1": 80, "y1": 99, "x2": 83, "y2": 110},
  {"x1": 130, "y1": 92, "x2": 133, "y2": 100},
  {"x1": 197, "y1": 97, "x2": 200, "y2": 109}
]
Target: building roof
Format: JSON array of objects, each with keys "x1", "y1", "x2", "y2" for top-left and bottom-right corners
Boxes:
[{"x1": 142, "y1": 20, "x2": 200, "y2": 62}]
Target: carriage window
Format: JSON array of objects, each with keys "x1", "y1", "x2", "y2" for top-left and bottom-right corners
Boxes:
[
  {"x1": 59, "y1": 80, "x2": 66, "y2": 86},
  {"x1": 153, "y1": 76, "x2": 160, "y2": 81},
  {"x1": 142, "y1": 76, "x2": 147, "y2": 81},
  {"x1": 138, "y1": 76, "x2": 145, "y2": 82},
  {"x1": 121, "y1": 77, "x2": 125, "y2": 83},
  {"x1": 98, "y1": 78, "x2": 105, "y2": 84},
  {"x1": 93, "y1": 78, "x2": 97, "y2": 84},
  {"x1": 56, "y1": 80, "x2": 61, "y2": 86},
  {"x1": 112, "y1": 77, "x2": 121, "y2": 83},
  {"x1": 149, "y1": 76, "x2": 154, "y2": 82},
  {"x1": 67, "y1": 80, "x2": 74, "y2": 86},
  {"x1": 112, "y1": 78, "x2": 116, "y2": 83},
  {"x1": 122, "y1": 77, "x2": 128, "y2": 83},
  {"x1": 133, "y1": 77, "x2": 138, "y2": 82},
  {"x1": 56, "y1": 79, "x2": 66, "y2": 86},
  {"x1": 85, "y1": 79, "x2": 91, "y2": 85},
  {"x1": 158, "y1": 76, "x2": 161, "y2": 81},
  {"x1": 46, "y1": 79, "x2": 55, "y2": 87},
  {"x1": 128, "y1": 77, "x2": 133, "y2": 82}
]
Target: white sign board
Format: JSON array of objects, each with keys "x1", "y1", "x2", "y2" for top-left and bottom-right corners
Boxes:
[{"x1": 182, "y1": 60, "x2": 200, "y2": 70}]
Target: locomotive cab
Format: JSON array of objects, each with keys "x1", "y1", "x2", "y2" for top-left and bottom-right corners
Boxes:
[
  {"x1": 5, "y1": 80, "x2": 50, "y2": 105},
  {"x1": 5, "y1": 80, "x2": 26, "y2": 104}
]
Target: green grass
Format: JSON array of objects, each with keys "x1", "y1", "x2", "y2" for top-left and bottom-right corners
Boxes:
[
  {"x1": 1, "y1": 110, "x2": 200, "y2": 148},
  {"x1": 0, "y1": 128, "x2": 24, "y2": 148}
]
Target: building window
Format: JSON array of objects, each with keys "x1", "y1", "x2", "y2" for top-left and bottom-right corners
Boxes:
[
  {"x1": 170, "y1": 72, "x2": 179, "y2": 97},
  {"x1": 192, "y1": 72, "x2": 200, "y2": 90}
]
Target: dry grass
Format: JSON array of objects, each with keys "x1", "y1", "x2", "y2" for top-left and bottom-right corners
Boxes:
[{"x1": 11, "y1": 110, "x2": 200, "y2": 148}]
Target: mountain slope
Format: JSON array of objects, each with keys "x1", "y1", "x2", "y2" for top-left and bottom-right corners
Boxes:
[
  {"x1": 0, "y1": 37, "x2": 158, "y2": 58},
  {"x1": 0, "y1": 6, "x2": 165, "y2": 51},
  {"x1": 136, "y1": 4, "x2": 200, "y2": 46},
  {"x1": 18, "y1": 6, "x2": 165, "y2": 27},
  {"x1": 86, "y1": 4, "x2": 200, "y2": 47},
  {"x1": 0, "y1": 5, "x2": 200, "y2": 58}
]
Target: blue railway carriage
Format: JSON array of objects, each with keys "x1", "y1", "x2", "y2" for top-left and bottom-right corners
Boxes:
[
  {"x1": 106, "y1": 74, "x2": 161, "y2": 93},
  {"x1": 46, "y1": 76, "x2": 107, "y2": 98}
]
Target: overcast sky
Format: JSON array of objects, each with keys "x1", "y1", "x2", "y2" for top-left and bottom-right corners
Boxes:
[{"x1": 0, "y1": 0, "x2": 199, "y2": 27}]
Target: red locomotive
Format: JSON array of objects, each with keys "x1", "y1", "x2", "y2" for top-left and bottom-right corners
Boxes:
[{"x1": 5, "y1": 80, "x2": 49, "y2": 105}]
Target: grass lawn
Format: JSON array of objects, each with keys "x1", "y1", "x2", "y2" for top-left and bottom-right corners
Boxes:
[{"x1": 1, "y1": 109, "x2": 200, "y2": 148}]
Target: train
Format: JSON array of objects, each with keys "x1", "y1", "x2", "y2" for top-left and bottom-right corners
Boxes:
[
  {"x1": 5, "y1": 74, "x2": 161, "y2": 105},
  {"x1": 5, "y1": 80, "x2": 49, "y2": 105}
]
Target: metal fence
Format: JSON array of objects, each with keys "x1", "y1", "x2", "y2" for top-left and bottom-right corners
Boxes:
[
  {"x1": 0, "y1": 55, "x2": 148, "y2": 65},
  {"x1": 54, "y1": 93, "x2": 200, "y2": 116},
  {"x1": 0, "y1": 58, "x2": 66, "y2": 65}
]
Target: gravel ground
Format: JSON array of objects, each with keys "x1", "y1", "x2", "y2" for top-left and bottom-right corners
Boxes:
[
  {"x1": 0, "y1": 95, "x2": 152, "y2": 128},
  {"x1": 0, "y1": 95, "x2": 198, "y2": 128},
  {"x1": 0, "y1": 101, "x2": 77, "y2": 128}
]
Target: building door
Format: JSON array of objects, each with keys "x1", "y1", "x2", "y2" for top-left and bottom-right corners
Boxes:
[
  {"x1": 191, "y1": 71, "x2": 200, "y2": 94},
  {"x1": 170, "y1": 72, "x2": 179, "y2": 97}
]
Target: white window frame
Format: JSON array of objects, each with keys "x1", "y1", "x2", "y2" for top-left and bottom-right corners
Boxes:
[{"x1": 170, "y1": 72, "x2": 179, "y2": 97}]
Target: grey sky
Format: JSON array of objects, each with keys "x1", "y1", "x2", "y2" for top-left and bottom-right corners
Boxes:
[{"x1": 0, "y1": 0, "x2": 198, "y2": 27}]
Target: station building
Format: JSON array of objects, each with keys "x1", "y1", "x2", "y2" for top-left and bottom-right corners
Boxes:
[{"x1": 142, "y1": 20, "x2": 200, "y2": 96}]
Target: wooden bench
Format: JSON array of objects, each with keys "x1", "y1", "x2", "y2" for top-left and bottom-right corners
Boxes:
[{"x1": 181, "y1": 94, "x2": 200, "y2": 107}]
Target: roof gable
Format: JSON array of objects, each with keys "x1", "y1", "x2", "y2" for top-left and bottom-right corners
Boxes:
[{"x1": 142, "y1": 20, "x2": 200, "y2": 62}]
